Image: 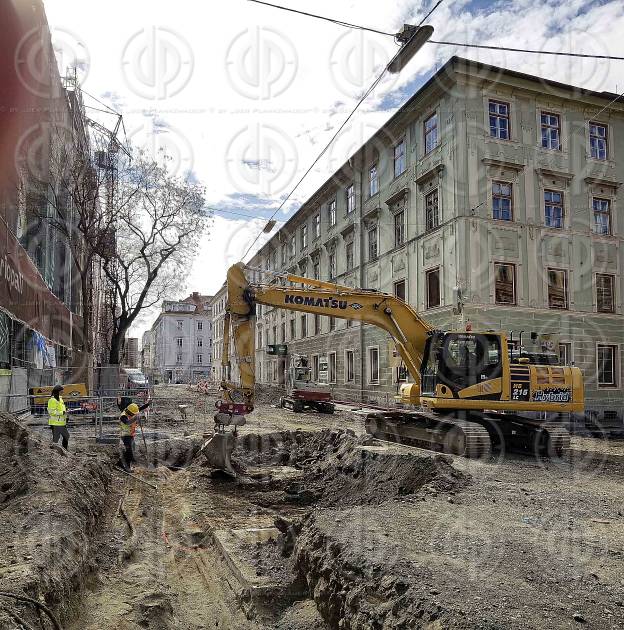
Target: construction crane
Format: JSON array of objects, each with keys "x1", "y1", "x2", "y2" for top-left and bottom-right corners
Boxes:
[{"x1": 202, "y1": 263, "x2": 584, "y2": 474}]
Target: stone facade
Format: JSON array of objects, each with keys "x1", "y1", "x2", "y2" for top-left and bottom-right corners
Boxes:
[
  {"x1": 235, "y1": 57, "x2": 623, "y2": 428},
  {"x1": 150, "y1": 292, "x2": 213, "y2": 383}
]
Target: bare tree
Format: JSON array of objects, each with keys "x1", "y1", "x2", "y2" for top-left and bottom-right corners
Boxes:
[
  {"x1": 103, "y1": 151, "x2": 207, "y2": 365},
  {"x1": 41, "y1": 114, "x2": 132, "y2": 360}
]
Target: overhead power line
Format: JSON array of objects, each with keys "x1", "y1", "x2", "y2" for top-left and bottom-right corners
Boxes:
[
  {"x1": 247, "y1": 0, "x2": 624, "y2": 61},
  {"x1": 429, "y1": 40, "x2": 624, "y2": 61},
  {"x1": 242, "y1": 0, "x2": 445, "y2": 259},
  {"x1": 246, "y1": 0, "x2": 395, "y2": 37}
]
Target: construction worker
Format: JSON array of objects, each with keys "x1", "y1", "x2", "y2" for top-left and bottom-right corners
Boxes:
[
  {"x1": 119, "y1": 403, "x2": 141, "y2": 471},
  {"x1": 48, "y1": 384, "x2": 69, "y2": 450}
]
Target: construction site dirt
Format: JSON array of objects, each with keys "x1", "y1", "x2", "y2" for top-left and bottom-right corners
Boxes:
[{"x1": 1, "y1": 384, "x2": 623, "y2": 629}]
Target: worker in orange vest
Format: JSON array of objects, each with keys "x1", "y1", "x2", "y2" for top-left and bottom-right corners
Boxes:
[{"x1": 119, "y1": 403, "x2": 140, "y2": 471}]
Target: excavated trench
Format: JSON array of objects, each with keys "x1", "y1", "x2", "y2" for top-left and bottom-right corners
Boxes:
[{"x1": 0, "y1": 413, "x2": 471, "y2": 629}]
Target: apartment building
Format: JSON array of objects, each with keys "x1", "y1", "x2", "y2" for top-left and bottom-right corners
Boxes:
[
  {"x1": 243, "y1": 56, "x2": 623, "y2": 427},
  {"x1": 123, "y1": 337, "x2": 139, "y2": 369},
  {"x1": 211, "y1": 283, "x2": 229, "y2": 381},
  {"x1": 150, "y1": 292, "x2": 213, "y2": 383},
  {"x1": 0, "y1": 1, "x2": 102, "y2": 398}
]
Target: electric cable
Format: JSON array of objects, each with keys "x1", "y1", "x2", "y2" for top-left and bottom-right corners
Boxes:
[
  {"x1": 247, "y1": 0, "x2": 624, "y2": 61},
  {"x1": 246, "y1": 0, "x2": 395, "y2": 36},
  {"x1": 242, "y1": 0, "x2": 446, "y2": 259}
]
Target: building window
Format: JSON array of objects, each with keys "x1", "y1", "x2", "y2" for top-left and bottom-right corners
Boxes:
[
  {"x1": 489, "y1": 100, "x2": 510, "y2": 140},
  {"x1": 589, "y1": 122, "x2": 608, "y2": 160},
  {"x1": 394, "y1": 139, "x2": 406, "y2": 177},
  {"x1": 396, "y1": 365, "x2": 409, "y2": 383},
  {"x1": 597, "y1": 345, "x2": 617, "y2": 387},
  {"x1": 558, "y1": 343, "x2": 571, "y2": 366},
  {"x1": 314, "y1": 213, "x2": 321, "y2": 238},
  {"x1": 312, "y1": 355, "x2": 319, "y2": 382},
  {"x1": 368, "y1": 347, "x2": 379, "y2": 384},
  {"x1": 300, "y1": 224, "x2": 307, "y2": 249},
  {"x1": 424, "y1": 113, "x2": 438, "y2": 154},
  {"x1": 257, "y1": 329, "x2": 263, "y2": 347},
  {"x1": 328, "y1": 352, "x2": 336, "y2": 383},
  {"x1": 197, "y1": 321, "x2": 203, "y2": 330},
  {"x1": 197, "y1": 354, "x2": 203, "y2": 363},
  {"x1": 425, "y1": 189, "x2": 439, "y2": 231},
  {"x1": 281, "y1": 245, "x2": 287, "y2": 266},
  {"x1": 312, "y1": 254, "x2": 320, "y2": 279},
  {"x1": 492, "y1": 181, "x2": 513, "y2": 221},
  {"x1": 176, "y1": 320, "x2": 183, "y2": 330},
  {"x1": 328, "y1": 199, "x2": 337, "y2": 227},
  {"x1": 345, "y1": 350, "x2": 355, "y2": 383},
  {"x1": 290, "y1": 235, "x2": 296, "y2": 258},
  {"x1": 329, "y1": 316, "x2": 335, "y2": 331},
  {"x1": 346, "y1": 241, "x2": 354, "y2": 271},
  {"x1": 596, "y1": 274, "x2": 615, "y2": 313},
  {"x1": 369, "y1": 164, "x2": 379, "y2": 197},
  {"x1": 494, "y1": 263, "x2": 516, "y2": 305},
  {"x1": 346, "y1": 184, "x2": 355, "y2": 214},
  {"x1": 547, "y1": 269, "x2": 568, "y2": 309},
  {"x1": 367, "y1": 225, "x2": 378, "y2": 261},
  {"x1": 394, "y1": 279, "x2": 406, "y2": 301},
  {"x1": 176, "y1": 337, "x2": 183, "y2": 347},
  {"x1": 426, "y1": 268, "x2": 440, "y2": 309},
  {"x1": 271, "y1": 250, "x2": 277, "y2": 269},
  {"x1": 544, "y1": 190, "x2": 564, "y2": 228},
  {"x1": 328, "y1": 251, "x2": 336, "y2": 280},
  {"x1": 394, "y1": 209, "x2": 405, "y2": 247},
  {"x1": 272, "y1": 325, "x2": 277, "y2": 345},
  {"x1": 280, "y1": 322, "x2": 286, "y2": 343},
  {"x1": 541, "y1": 112, "x2": 561, "y2": 150},
  {"x1": 197, "y1": 338, "x2": 203, "y2": 347},
  {"x1": 314, "y1": 314, "x2": 320, "y2": 335},
  {"x1": 592, "y1": 198, "x2": 611, "y2": 235},
  {"x1": 176, "y1": 353, "x2": 182, "y2": 364},
  {"x1": 289, "y1": 318, "x2": 295, "y2": 340}
]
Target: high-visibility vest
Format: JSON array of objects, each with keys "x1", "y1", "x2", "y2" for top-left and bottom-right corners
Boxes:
[
  {"x1": 48, "y1": 396, "x2": 67, "y2": 426},
  {"x1": 119, "y1": 413, "x2": 137, "y2": 437}
]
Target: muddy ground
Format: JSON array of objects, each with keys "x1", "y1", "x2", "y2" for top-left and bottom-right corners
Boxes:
[{"x1": 0, "y1": 384, "x2": 622, "y2": 629}]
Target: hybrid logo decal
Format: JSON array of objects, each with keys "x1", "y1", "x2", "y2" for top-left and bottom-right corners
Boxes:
[
  {"x1": 532, "y1": 388, "x2": 572, "y2": 403},
  {"x1": 285, "y1": 295, "x2": 347, "y2": 309}
]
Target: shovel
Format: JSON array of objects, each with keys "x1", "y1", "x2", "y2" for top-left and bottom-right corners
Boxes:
[
  {"x1": 200, "y1": 431, "x2": 236, "y2": 477},
  {"x1": 136, "y1": 414, "x2": 155, "y2": 470}
]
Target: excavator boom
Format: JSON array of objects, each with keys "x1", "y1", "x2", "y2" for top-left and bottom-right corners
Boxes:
[{"x1": 201, "y1": 262, "x2": 584, "y2": 472}]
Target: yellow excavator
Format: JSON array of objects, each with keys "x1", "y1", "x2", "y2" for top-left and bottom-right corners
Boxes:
[{"x1": 201, "y1": 263, "x2": 584, "y2": 474}]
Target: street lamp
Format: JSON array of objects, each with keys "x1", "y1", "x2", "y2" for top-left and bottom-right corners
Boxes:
[{"x1": 387, "y1": 25, "x2": 434, "y2": 74}]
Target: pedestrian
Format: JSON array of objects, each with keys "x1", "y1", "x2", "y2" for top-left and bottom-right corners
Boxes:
[
  {"x1": 48, "y1": 384, "x2": 69, "y2": 450},
  {"x1": 119, "y1": 403, "x2": 141, "y2": 472}
]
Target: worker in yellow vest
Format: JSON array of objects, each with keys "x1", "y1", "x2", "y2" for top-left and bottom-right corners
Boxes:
[
  {"x1": 48, "y1": 384, "x2": 69, "y2": 450},
  {"x1": 119, "y1": 403, "x2": 140, "y2": 471}
]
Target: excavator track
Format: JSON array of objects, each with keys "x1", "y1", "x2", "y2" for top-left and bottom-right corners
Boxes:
[
  {"x1": 365, "y1": 411, "x2": 492, "y2": 459},
  {"x1": 536, "y1": 423, "x2": 571, "y2": 457}
]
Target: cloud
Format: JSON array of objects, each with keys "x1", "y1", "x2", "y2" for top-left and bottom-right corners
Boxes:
[{"x1": 42, "y1": 0, "x2": 624, "y2": 338}]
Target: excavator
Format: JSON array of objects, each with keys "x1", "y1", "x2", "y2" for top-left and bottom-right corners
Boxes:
[{"x1": 201, "y1": 263, "x2": 584, "y2": 474}]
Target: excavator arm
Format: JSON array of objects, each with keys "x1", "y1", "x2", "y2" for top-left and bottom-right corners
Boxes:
[{"x1": 218, "y1": 262, "x2": 432, "y2": 416}]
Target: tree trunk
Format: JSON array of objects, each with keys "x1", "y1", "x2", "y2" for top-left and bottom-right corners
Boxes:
[{"x1": 109, "y1": 319, "x2": 130, "y2": 365}]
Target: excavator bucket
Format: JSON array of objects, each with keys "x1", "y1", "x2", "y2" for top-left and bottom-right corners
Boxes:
[{"x1": 200, "y1": 432, "x2": 236, "y2": 476}]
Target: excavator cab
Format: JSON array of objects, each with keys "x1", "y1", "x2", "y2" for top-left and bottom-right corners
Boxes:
[{"x1": 421, "y1": 332, "x2": 504, "y2": 397}]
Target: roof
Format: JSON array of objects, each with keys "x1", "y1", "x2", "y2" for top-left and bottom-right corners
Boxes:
[{"x1": 252, "y1": 55, "x2": 623, "y2": 261}]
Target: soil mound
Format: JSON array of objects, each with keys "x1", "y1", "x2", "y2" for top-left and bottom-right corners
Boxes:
[
  {"x1": 236, "y1": 429, "x2": 469, "y2": 506},
  {"x1": 0, "y1": 412, "x2": 112, "y2": 628}
]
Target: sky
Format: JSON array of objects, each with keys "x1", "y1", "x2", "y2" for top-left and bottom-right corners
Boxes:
[{"x1": 42, "y1": 0, "x2": 624, "y2": 338}]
